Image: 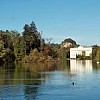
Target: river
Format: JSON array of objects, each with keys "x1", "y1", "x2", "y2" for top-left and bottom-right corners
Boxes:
[{"x1": 0, "y1": 60, "x2": 100, "y2": 100}]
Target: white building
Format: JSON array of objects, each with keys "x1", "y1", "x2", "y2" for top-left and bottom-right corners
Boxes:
[{"x1": 70, "y1": 46, "x2": 92, "y2": 58}]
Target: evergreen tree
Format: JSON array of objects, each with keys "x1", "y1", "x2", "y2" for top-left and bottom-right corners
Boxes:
[
  {"x1": 30, "y1": 21, "x2": 37, "y2": 33},
  {"x1": 22, "y1": 21, "x2": 41, "y2": 54}
]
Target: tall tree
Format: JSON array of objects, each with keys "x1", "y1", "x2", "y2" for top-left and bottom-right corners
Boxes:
[
  {"x1": 13, "y1": 35, "x2": 25, "y2": 60},
  {"x1": 22, "y1": 21, "x2": 41, "y2": 54},
  {"x1": 30, "y1": 21, "x2": 37, "y2": 33}
]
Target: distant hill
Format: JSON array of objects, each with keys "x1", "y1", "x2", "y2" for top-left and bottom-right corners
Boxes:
[{"x1": 61, "y1": 38, "x2": 78, "y2": 48}]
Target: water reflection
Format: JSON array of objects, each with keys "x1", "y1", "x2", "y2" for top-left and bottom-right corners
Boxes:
[
  {"x1": 0, "y1": 60, "x2": 100, "y2": 100},
  {"x1": 70, "y1": 60, "x2": 92, "y2": 75},
  {"x1": 0, "y1": 63, "x2": 15, "y2": 85},
  {"x1": 0, "y1": 62, "x2": 60, "y2": 100},
  {"x1": 24, "y1": 85, "x2": 39, "y2": 100}
]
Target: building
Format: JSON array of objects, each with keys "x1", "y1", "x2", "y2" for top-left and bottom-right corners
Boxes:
[{"x1": 70, "y1": 46, "x2": 92, "y2": 58}]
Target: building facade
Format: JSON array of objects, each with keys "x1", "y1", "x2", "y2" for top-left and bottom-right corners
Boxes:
[{"x1": 70, "y1": 46, "x2": 92, "y2": 58}]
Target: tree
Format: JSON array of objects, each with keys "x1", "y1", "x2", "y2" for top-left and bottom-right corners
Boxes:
[
  {"x1": 30, "y1": 21, "x2": 37, "y2": 33},
  {"x1": 0, "y1": 34, "x2": 4, "y2": 50},
  {"x1": 13, "y1": 33, "x2": 26, "y2": 60},
  {"x1": 62, "y1": 38, "x2": 77, "y2": 47},
  {"x1": 22, "y1": 21, "x2": 41, "y2": 54}
]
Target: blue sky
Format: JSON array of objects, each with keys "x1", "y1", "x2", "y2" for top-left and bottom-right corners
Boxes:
[{"x1": 0, "y1": 0, "x2": 100, "y2": 45}]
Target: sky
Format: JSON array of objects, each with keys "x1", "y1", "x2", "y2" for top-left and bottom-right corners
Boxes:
[{"x1": 0, "y1": 0, "x2": 100, "y2": 45}]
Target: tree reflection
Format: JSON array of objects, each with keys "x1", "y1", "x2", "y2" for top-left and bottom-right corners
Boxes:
[
  {"x1": 0, "y1": 63, "x2": 15, "y2": 85},
  {"x1": 24, "y1": 85, "x2": 39, "y2": 100},
  {"x1": 0, "y1": 61, "x2": 72, "y2": 99},
  {"x1": 92, "y1": 61, "x2": 100, "y2": 70},
  {"x1": 23, "y1": 62, "x2": 60, "y2": 100}
]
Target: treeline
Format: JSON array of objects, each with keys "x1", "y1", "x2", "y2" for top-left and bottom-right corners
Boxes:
[
  {"x1": 92, "y1": 45, "x2": 100, "y2": 61},
  {"x1": 0, "y1": 21, "x2": 60, "y2": 64},
  {"x1": 0, "y1": 21, "x2": 100, "y2": 65}
]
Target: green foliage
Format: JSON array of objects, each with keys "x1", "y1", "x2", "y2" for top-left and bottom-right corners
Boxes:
[
  {"x1": 92, "y1": 45, "x2": 99, "y2": 60},
  {"x1": 62, "y1": 38, "x2": 77, "y2": 47},
  {"x1": 57, "y1": 48, "x2": 67, "y2": 60},
  {"x1": 92, "y1": 46, "x2": 100, "y2": 61},
  {"x1": 23, "y1": 21, "x2": 41, "y2": 54},
  {"x1": 50, "y1": 43, "x2": 60, "y2": 51},
  {"x1": 0, "y1": 21, "x2": 84, "y2": 64},
  {"x1": 0, "y1": 40, "x2": 4, "y2": 50},
  {"x1": 59, "y1": 38, "x2": 78, "y2": 59},
  {"x1": 23, "y1": 48, "x2": 46, "y2": 63},
  {"x1": 0, "y1": 48, "x2": 15, "y2": 64},
  {"x1": 13, "y1": 32, "x2": 26, "y2": 60},
  {"x1": 2, "y1": 49, "x2": 15, "y2": 63},
  {"x1": 0, "y1": 21, "x2": 58, "y2": 64}
]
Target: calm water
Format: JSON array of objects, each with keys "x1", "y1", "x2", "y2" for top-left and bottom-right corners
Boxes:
[{"x1": 0, "y1": 60, "x2": 100, "y2": 100}]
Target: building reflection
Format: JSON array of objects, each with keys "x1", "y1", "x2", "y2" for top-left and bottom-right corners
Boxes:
[{"x1": 70, "y1": 60, "x2": 92, "y2": 75}]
